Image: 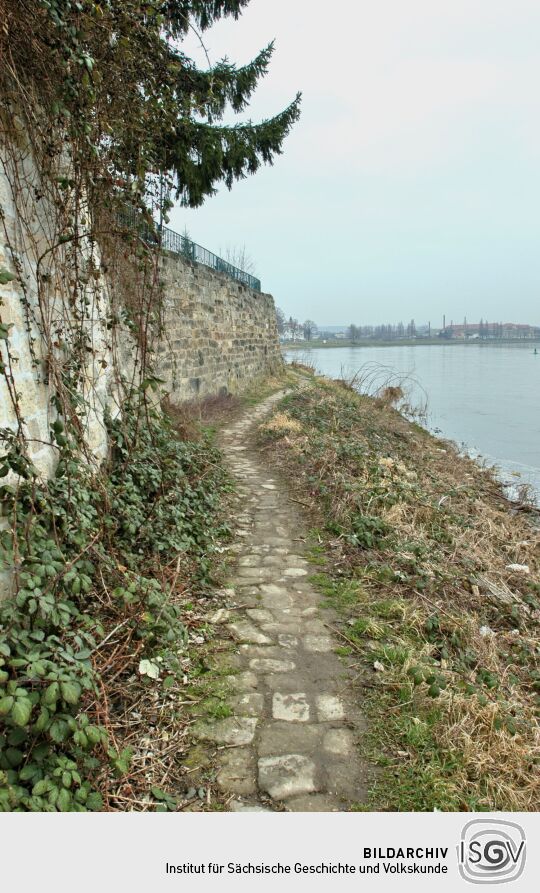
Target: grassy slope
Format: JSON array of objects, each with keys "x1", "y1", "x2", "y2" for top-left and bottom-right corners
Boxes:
[{"x1": 257, "y1": 373, "x2": 540, "y2": 811}]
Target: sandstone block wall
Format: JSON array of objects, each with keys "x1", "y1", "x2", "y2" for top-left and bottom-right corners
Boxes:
[
  {"x1": 157, "y1": 252, "x2": 282, "y2": 403},
  {"x1": 1, "y1": 140, "x2": 282, "y2": 489},
  {"x1": 1, "y1": 135, "x2": 281, "y2": 603}
]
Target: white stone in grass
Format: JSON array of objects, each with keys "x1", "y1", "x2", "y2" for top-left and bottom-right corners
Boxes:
[
  {"x1": 209, "y1": 608, "x2": 230, "y2": 624},
  {"x1": 505, "y1": 563, "x2": 530, "y2": 574},
  {"x1": 138, "y1": 659, "x2": 160, "y2": 679}
]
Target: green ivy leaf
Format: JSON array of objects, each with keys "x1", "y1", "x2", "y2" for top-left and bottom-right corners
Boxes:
[
  {"x1": 60, "y1": 681, "x2": 81, "y2": 705},
  {"x1": 34, "y1": 707, "x2": 51, "y2": 732},
  {"x1": 11, "y1": 699, "x2": 32, "y2": 727},
  {"x1": 43, "y1": 681, "x2": 60, "y2": 706},
  {"x1": 86, "y1": 792, "x2": 103, "y2": 811},
  {"x1": 57, "y1": 788, "x2": 72, "y2": 811},
  {"x1": 74, "y1": 649, "x2": 92, "y2": 660},
  {"x1": 49, "y1": 718, "x2": 69, "y2": 743},
  {"x1": 32, "y1": 779, "x2": 52, "y2": 797},
  {"x1": 5, "y1": 747, "x2": 23, "y2": 767},
  {"x1": 86, "y1": 726, "x2": 102, "y2": 745},
  {"x1": 0, "y1": 695, "x2": 14, "y2": 715}
]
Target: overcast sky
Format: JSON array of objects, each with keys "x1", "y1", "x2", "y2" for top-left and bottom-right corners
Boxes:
[{"x1": 171, "y1": 0, "x2": 540, "y2": 327}]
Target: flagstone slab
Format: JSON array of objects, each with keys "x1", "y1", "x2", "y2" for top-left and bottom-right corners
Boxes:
[
  {"x1": 272, "y1": 692, "x2": 310, "y2": 722},
  {"x1": 249, "y1": 658, "x2": 296, "y2": 673},
  {"x1": 192, "y1": 716, "x2": 258, "y2": 746},
  {"x1": 323, "y1": 728, "x2": 355, "y2": 755},
  {"x1": 258, "y1": 754, "x2": 317, "y2": 800},
  {"x1": 258, "y1": 722, "x2": 323, "y2": 757},
  {"x1": 227, "y1": 621, "x2": 272, "y2": 645},
  {"x1": 316, "y1": 694, "x2": 345, "y2": 722},
  {"x1": 303, "y1": 635, "x2": 334, "y2": 653},
  {"x1": 217, "y1": 748, "x2": 257, "y2": 796}
]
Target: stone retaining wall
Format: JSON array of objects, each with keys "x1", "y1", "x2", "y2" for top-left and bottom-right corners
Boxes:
[
  {"x1": 157, "y1": 252, "x2": 282, "y2": 403},
  {"x1": 1, "y1": 139, "x2": 281, "y2": 486}
]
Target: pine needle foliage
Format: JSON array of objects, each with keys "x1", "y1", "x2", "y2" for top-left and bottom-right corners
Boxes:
[{"x1": 1, "y1": 0, "x2": 301, "y2": 208}]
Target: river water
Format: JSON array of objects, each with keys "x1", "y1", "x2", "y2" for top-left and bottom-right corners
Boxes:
[{"x1": 284, "y1": 344, "x2": 540, "y2": 505}]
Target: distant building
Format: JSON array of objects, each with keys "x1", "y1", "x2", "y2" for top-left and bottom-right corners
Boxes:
[
  {"x1": 440, "y1": 322, "x2": 540, "y2": 340},
  {"x1": 501, "y1": 323, "x2": 540, "y2": 339}
]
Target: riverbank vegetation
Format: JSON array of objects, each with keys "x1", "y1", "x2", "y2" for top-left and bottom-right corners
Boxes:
[
  {"x1": 0, "y1": 398, "x2": 234, "y2": 811},
  {"x1": 258, "y1": 371, "x2": 540, "y2": 811}
]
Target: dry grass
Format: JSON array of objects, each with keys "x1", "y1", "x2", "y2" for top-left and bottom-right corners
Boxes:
[
  {"x1": 162, "y1": 367, "x2": 292, "y2": 437},
  {"x1": 261, "y1": 411, "x2": 303, "y2": 435},
  {"x1": 258, "y1": 374, "x2": 540, "y2": 811},
  {"x1": 376, "y1": 385, "x2": 405, "y2": 406},
  {"x1": 89, "y1": 572, "x2": 231, "y2": 812},
  {"x1": 162, "y1": 393, "x2": 242, "y2": 437}
]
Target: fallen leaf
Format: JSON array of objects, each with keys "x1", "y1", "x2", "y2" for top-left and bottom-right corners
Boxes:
[{"x1": 138, "y1": 658, "x2": 160, "y2": 679}]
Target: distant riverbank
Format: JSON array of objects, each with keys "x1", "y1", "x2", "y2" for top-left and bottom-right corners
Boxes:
[{"x1": 284, "y1": 338, "x2": 540, "y2": 350}]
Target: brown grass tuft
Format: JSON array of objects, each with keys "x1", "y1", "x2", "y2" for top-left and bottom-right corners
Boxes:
[{"x1": 258, "y1": 374, "x2": 540, "y2": 810}]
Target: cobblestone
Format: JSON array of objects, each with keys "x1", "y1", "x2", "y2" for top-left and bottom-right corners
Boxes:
[{"x1": 202, "y1": 389, "x2": 368, "y2": 812}]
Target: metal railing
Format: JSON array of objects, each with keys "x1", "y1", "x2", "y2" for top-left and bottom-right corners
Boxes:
[{"x1": 120, "y1": 208, "x2": 261, "y2": 292}]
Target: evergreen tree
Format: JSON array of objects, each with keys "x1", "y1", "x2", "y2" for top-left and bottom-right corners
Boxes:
[
  {"x1": 3, "y1": 2, "x2": 302, "y2": 210},
  {"x1": 180, "y1": 227, "x2": 195, "y2": 261}
]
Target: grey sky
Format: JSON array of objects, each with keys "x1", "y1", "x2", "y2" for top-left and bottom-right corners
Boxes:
[{"x1": 171, "y1": 0, "x2": 540, "y2": 327}]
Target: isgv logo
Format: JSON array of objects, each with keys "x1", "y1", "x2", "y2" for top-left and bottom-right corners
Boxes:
[{"x1": 458, "y1": 819, "x2": 526, "y2": 885}]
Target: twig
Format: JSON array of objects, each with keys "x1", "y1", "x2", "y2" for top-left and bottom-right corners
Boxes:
[
  {"x1": 90, "y1": 618, "x2": 130, "y2": 655},
  {"x1": 290, "y1": 497, "x2": 313, "y2": 509}
]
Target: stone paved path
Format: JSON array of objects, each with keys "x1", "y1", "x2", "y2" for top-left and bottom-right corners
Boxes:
[{"x1": 193, "y1": 391, "x2": 369, "y2": 811}]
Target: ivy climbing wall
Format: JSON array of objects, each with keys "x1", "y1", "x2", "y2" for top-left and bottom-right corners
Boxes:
[
  {"x1": 0, "y1": 143, "x2": 118, "y2": 481},
  {"x1": 1, "y1": 145, "x2": 282, "y2": 489}
]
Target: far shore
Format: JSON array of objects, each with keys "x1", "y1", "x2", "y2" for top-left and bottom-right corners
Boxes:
[{"x1": 283, "y1": 337, "x2": 540, "y2": 350}]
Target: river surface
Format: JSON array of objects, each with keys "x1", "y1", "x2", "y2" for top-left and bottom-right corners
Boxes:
[{"x1": 284, "y1": 344, "x2": 540, "y2": 504}]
